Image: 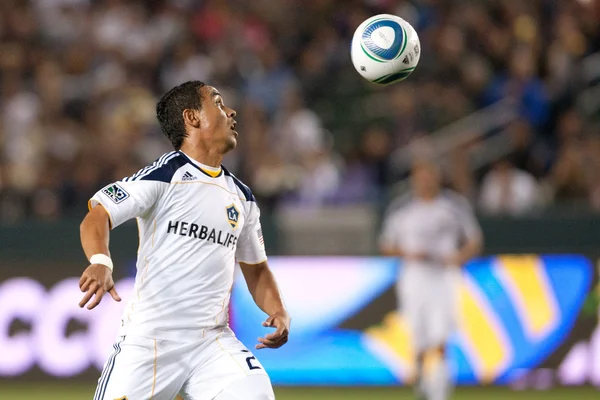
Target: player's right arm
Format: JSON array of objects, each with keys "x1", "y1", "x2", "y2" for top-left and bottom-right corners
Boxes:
[
  {"x1": 381, "y1": 245, "x2": 426, "y2": 260},
  {"x1": 445, "y1": 196, "x2": 484, "y2": 267},
  {"x1": 78, "y1": 177, "x2": 164, "y2": 310},
  {"x1": 380, "y1": 245, "x2": 430, "y2": 262},
  {"x1": 79, "y1": 204, "x2": 120, "y2": 309},
  {"x1": 379, "y1": 211, "x2": 427, "y2": 261}
]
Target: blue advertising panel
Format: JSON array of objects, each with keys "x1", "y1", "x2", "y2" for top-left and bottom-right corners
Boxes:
[
  {"x1": 0, "y1": 255, "x2": 593, "y2": 385},
  {"x1": 230, "y1": 255, "x2": 593, "y2": 385}
]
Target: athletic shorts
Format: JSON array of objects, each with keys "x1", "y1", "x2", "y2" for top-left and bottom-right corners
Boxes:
[
  {"x1": 398, "y1": 265, "x2": 460, "y2": 352},
  {"x1": 93, "y1": 327, "x2": 273, "y2": 400}
]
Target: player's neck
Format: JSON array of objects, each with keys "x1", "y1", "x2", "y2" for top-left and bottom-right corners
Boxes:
[
  {"x1": 179, "y1": 146, "x2": 223, "y2": 168},
  {"x1": 419, "y1": 192, "x2": 439, "y2": 202}
]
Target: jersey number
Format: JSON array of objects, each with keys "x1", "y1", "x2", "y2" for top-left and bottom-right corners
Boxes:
[{"x1": 246, "y1": 356, "x2": 261, "y2": 370}]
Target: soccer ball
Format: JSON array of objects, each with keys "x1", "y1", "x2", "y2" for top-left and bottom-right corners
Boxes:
[{"x1": 351, "y1": 14, "x2": 421, "y2": 85}]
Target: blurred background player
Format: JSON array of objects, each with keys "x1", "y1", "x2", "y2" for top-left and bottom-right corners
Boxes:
[
  {"x1": 78, "y1": 81, "x2": 290, "y2": 400},
  {"x1": 380, "y1": 161, "x2": 483, "y2": 400}
]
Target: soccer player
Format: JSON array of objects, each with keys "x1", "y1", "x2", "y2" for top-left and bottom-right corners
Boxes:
[
  {"x1": 78, "y1": 81, "x2": 290, "y2": 400},
  {"x1": 379, "y1": 161, "x2": 483, "y2": 400}
]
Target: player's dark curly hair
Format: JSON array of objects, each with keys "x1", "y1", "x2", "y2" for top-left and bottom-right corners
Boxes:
[{"x1": 156, "y1": 81, "x2": 206, "y2": 150}]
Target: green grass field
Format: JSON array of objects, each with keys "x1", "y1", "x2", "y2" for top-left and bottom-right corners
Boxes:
[{"x1": 0, "y1": 384, "x2": 597, "y2": 400}]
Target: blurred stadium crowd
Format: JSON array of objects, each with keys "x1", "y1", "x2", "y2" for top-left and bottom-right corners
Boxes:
[{"x1": 0, "y1": 0, "x2": 599, "y2": 222}]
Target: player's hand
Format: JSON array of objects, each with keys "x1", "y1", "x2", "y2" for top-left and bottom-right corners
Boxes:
[
  {"x1": 256, "y1": 311, "x2": 290, "y2": 350},
  {"x1": 405, "y1": 252, "x2": 430, "y2": 262},
  {"x1": 78, "y1": 264, "x2": 121, "y2": 310},
  {"x1": 444, "y1": 253, "x2": 463, "y2": 267}
]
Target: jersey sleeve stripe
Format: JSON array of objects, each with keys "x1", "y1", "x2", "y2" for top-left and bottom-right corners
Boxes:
[
  {"x1": 123, "y1": 152, "x2": 178, "y2": 182},
  {"x1": 133, "y1": 152, "x2": 180, "y2": 181},
  {"x1": 123, "y1": 152, "x2": 174, "y2": 182},
  {"x1": 124, "y1": 152, "x2": 173, "y2": 182},
  {"x1": 135, "y1": 152, "x2": 174, "y2": 179}
]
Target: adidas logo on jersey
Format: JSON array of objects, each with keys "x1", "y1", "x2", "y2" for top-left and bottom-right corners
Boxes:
[{"x1": 182, "y1": 171, "x2": 197, "y2": 181}]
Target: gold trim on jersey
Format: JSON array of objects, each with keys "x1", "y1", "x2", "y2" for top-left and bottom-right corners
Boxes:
[
  {"x1": 204, "y1": 284, "x2": 233, "y2": 339},
  {"x1": 88, "y1": 200, "x2": 114, "y2": 230},
  {"x1": 140, "y1": 257, "x2": 150, "y2": 293},
  {"x1": 152, "y1": 219, "x2": 157, "y2": 248},
  {"x1": 214, "y1": 284, "x2": 233, "y2": 326},
  {"x1": 150, "y1": 339, "x2": 157, "y2": 399},
  {"x1": 199, "y1": 166, "x2": 222, "y2": 178},
  {"x1": 170, "y1": 180, "x2": 246, "y2": 201},
  {"x1": 238, "y1": 258, "x2": 269, "y2": 266},
  {"x1": 124, "y1": 257, "x2": 150, "y2": 324},
  {"x1": 215, "y1": 328, "x2": 248, "y2": 376},
  {"x1": 136, "y1": 218, "x2": 141, "y2": 254}
]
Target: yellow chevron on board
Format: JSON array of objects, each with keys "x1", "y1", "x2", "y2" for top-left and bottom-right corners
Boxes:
[
  {"x1": 365, "y1": 311, "x2": 414, "y2": 379},
  {"x1": 496, "y1": 255, "x2": 557, "y2": 339},
  {"x1": 458, "y1": 279, "x2": 508, "y2": 383}
]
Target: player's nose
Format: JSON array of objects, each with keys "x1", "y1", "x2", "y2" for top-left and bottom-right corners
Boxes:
[{"x1": 226, "y1": 107, "x2": 236, "y2": 118}]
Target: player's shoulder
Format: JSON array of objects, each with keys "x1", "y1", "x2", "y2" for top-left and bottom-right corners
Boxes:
[
  {"x1": 384, "y1": 191, "x2": 415, "y2": 218},
  {"x1": 221, "y1": 166, "x2": 256, "y2": 202},
  {"x1": 439, "y1": 189, "x2": 474, "y2": 213},
  {"x1": 122, "y1": 151, "x2": 187, "y2": 183}
]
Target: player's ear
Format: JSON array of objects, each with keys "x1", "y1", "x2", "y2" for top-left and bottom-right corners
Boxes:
[{"x1": 182, "y1": 108, "x2": 201, "y2": 128}]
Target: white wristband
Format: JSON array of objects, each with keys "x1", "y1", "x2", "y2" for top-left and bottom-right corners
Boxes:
[{"x1": 89, "y1": 254, "x2": 114, "y2": 272}]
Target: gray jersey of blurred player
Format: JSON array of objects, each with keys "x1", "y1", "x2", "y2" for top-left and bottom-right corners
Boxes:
[{"x1": 379, "y1": 162, "x2": 483, "y2": 353}]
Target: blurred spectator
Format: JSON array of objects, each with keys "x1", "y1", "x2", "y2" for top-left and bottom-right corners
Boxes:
[
  {"x1": 479, "y1": 159, "x2": 540, "y2": 216},
  {"x1": 448, "y1": 145, "x2": 477, "y2": 203},
  {"x1": 270, "y1": 88, "x2": 327, "y2": 163},
  {"x1": 160, "y1": 39, "x2": 214, "y2": 92},
  {"x1": 0, "y1": 0, "x2": 597, "y2": 223},
  {"x1": 505, "y1": 119, "x2": 550, "y2": 178},
  {"x1": 550, "y1": 141, "x2": 589, "y2": 202},
  {"x1": 389, "y1": 83, "x2": 423, "y2": 147},
  {"x1": 483, "y1": 46, "x2": 549, "y2": 128},
  {"x1": 332, "y1": 125, "x2": 393, "y2": 204},
  {"x1": 291, "y1": 149, "x2": 342, "y2": 206},
  {"x1": 244, "y1": 43, "x2": 297, "y2": 118},
  {"x1": 586, "y1": 132, "x2": 600, "y2": 210}
]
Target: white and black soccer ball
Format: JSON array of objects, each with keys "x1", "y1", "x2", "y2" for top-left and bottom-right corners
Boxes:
[{"x1": 351, "y1": 14, "x2": 421, "y2": 85}]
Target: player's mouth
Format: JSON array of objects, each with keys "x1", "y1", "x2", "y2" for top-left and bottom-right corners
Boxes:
[{"x1": 230, "y1": 120, "x2": 238, "y2": 136}]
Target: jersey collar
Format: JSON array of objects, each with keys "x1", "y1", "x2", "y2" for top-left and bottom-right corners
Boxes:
[{"x1": 178, "y1": 151, "x2": 223, "y2": 178}]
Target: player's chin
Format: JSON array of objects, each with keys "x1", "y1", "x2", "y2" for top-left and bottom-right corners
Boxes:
[{"x1": 224, "y1": 133, "x2": 238, "y2": 151}]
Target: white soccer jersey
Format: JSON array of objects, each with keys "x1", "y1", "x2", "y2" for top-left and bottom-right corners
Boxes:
[
  {"x1": 380, "y1": 190, "x2": 482, "y2": 268},
  {"x1": 89, "y1": 151, "x2": 267, "y2": 342}
]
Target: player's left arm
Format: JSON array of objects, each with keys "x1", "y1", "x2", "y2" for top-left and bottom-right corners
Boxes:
[
  {"x1": 236, "y1": 200, "x2": 290, "y2": 349},
  {"x1": 450, "y1": 235, "x2": 483, "y2": 267},
  {"x1": 239, "y1": 261, "x2": 290, "y2": 350},
  {"x1": 448, "y1": 197, "x2": 484, "y2": 267}
]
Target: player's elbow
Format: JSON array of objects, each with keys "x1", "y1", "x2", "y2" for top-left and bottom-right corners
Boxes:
[
  {"x1": 380, "y1": 246, "x2": 398, "y2": 257},
  {"x1": 471, "y1": 236, "x2": 484, "y2": 256}
]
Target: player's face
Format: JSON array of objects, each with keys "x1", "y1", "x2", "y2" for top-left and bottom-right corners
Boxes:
[
  {"x1": 411, "y1": 163, "x2": 441, "y2": 199},
  {"x1": 198, "y1": 86, "x2": 238, "y2": 152}
]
